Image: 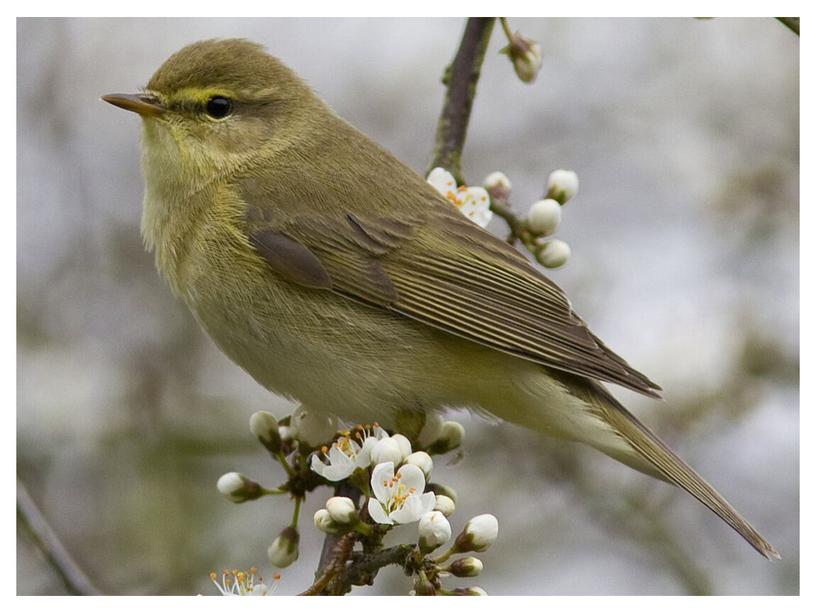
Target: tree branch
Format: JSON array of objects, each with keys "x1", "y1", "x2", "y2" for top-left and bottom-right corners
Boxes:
[
  {"x1": 17, "y1": 478, "x2": 102, "y2": 595},
  {"x1": 428, "y1": 17, "x2": 496, "y2": 183}
]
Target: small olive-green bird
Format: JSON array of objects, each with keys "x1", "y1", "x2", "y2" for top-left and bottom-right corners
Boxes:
[{"x1": 103, "y1": 38, "x2": 778, "y2": 559}]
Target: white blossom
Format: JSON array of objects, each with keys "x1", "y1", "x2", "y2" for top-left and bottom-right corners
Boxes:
[
  {"x1": 505, "y1": 32, "x2": 542, "y2": 83},
  {"x1": 367, "y1": 462, "x2": 435, "y2": 525},
  {"x1": 418, "y1": 511, "x2": 452, "y2": 552},
  {"x1": 325, "y1": 496, "x2": 357, "y2": 524},
  {"x1": 538, "y1": 239, "x2": 571, "y2": 269},
  {"x1": 310, "y1": 425, "x2": 387, "y2": 481},
  {"x1": 209, "y1": 568, "x2": 279, "y2": 596},
  {"x1": 404, "y1": 451, "x2": 433, "y2": 479},
  {"x1": 313, "y1": 508, "x2": 339, "y2": 534},
  {"x1": 267, "y1": 527, "x2": 299, "y2": 568},
  {"x1": 546, "y1": 169, "x2": 579, "y2": 204},
  {"x1": 457, "y1": 514, "x2": 499, "y2": 552},
  {"x1": 448, "y1": 556, "x2": 483, "y2": 577},
  {"x1": 290, "y1": 405, "x2": 338, "y2": 447},
  {"x1": 249, "y1": 411, "x2": 281, "y2": 452},
  {"x1": 216, "y1": 472, "x2": 261, "y2": 503},
  {"x1": 417, "y1": 412, "x2": 445, "y2": 448},
  {"x1": 482, "y1": 171, "x2": 512, "y2": 193},
  {"x1": 371, "y1": 436, "x2": 405, "y2": 466},
  {"x1": 433, "y1": 494, "x2": 456, "y2": 517},
  {"x1": 527, "y1": 198, "x2": 562, "y2": 236},
  {"x1": 427, "y1": 167, "x2": 493, "y2": 228}
]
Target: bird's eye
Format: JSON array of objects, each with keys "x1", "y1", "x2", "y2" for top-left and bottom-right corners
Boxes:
[{"x1": 205, "y1": 96, "x2": 232, "y2": 119}]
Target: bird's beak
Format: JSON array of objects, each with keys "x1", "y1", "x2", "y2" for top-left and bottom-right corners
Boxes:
[{"x1": 102, "y1": 93, "x2": 165, "y2": 117}]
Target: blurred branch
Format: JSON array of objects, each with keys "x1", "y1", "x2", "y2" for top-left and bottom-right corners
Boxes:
[
  {"x1": 428, "y1": 17, "x2": 496, "y2": 183},
  {"x1": 17, "y1": 479, "x2": 102, "y2": 595},
  {"x1": 776, "y1": 17, "x2": 799, "y2": 36}
]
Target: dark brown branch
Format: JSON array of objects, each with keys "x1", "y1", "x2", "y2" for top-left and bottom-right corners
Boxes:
[
  {"x1": 17, "y1": 479, "x2": 102, "y2": 595},
  {"x1": 428, "y1": 17, "x2": 496, "y2": 183},
  {"x1": 335, "y1": 544, "x2": 415, "y2": 590},
  {"x1": 776, "y1": 17, "x2": 799, "y2": 36}
]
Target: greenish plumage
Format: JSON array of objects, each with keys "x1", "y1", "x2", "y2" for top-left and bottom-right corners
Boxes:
[{"x1": 104, "y1": 38, "x2": 778, "y2": 560}]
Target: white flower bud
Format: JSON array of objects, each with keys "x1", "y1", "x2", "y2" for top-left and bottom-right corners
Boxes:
[
  {"x1": 429, "y1": 420, "x2": 465, "y2": 453},
  {"x1": 433, "y1": 494, "x2": 456, "y2": 517},
  {"x1": 371, "y1": 437, "x2": 404, "y2": 466},
  {"x1": 483, "y1": 171, "x2": 512, "y2": 192},
  {"x1": 417, "y1": 412, "x2": 445, "y2": 448},
  {"x1": 325, "y1": 496, "x2": 357, "y2": 524},
  {"x1": 451, "y1": 586, "x2": 488, "y2": 596},
  {"x1": 504, "y1": 33, "x2": 542, "y2": 83},
  {"x1": 448, "y1": 556, "x2": 483, "y2": 577},
  {"x1": 278, "y1": 425, "x2": 293, "y2": 442},
  {"x1": 314, "y1": 509, "x2": 340, "y2": 534},
  {"x1": 391, "y1": 434, "x2": 413, "y2": 459},
  {"x1": 249, "y1": 411, "x2": 282, "y2": 453},
  {"x1": 290, "y1": 405, "x2": 338, "y2": 448},
  {"x1": 527, "y1": 198, "x2": 562, "y2": 236},
  {"x1": 404, "y1": 451, "x2": 434, "y2": 479},
  {"x1": 216, "y1": 472, "x2": 261, "y2": 503},
  {"x1": 537, "y1": 239, "x2": 571, "y2": 269},
  {"x1": 457, "y1": 514, "x2": 499, "y2": 552},
  {"x1": 268, "y1": 526, "x2": 299, "y2": 568},
  {"x1": 418, "y1": 511, "x2": 452, "y2": 553},
  {"x1": 546, "y1": 169, "x2": 579, "y2": 204}
]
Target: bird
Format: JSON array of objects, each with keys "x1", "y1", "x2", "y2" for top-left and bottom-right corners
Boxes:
[{"x1": 102, "y1": 38, "x2": 778, "y2": 560}]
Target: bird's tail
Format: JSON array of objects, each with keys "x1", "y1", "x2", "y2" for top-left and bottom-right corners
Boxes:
[{"x1": 585, "y1": 381, "x2": 780, "y2": 560}]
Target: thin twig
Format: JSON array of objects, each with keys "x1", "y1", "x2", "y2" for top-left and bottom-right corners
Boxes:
[
  {"x1": 17, "y1": 478, "x2": 102, "y2": 595},
  {"x1": 776, "y1": 17, "x2": 799, "y2": 36},
  {"x1": 428, "y1": 17, "x2": 496, "y2": 183}
]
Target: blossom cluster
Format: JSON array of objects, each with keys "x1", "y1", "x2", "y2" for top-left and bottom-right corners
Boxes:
[
  {"x1": 484, "y1": 168, "x2": 579, "y2": 269},
  {"x1": 214, "y1": 407, "x2": 497, "y2": 595}
]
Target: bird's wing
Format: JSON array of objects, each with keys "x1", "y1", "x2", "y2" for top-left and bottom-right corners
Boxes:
[{"x1": 244, "y1": 196, "x2": 662, "y2": 398}]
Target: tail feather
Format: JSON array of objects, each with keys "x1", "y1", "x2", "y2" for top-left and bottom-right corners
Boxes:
[{"x1": 589, "y1": 382, "x2": 780, "y2": 560}]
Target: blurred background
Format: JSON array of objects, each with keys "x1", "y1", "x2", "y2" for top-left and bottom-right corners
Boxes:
[{"x1": 17, "y1": 17, "x2": 798, "y2": 595}]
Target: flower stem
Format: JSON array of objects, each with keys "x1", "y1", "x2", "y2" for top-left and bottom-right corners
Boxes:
[
  {"x1": 276, "y1": 451, "x2": 296, "y2": 478},
  {"x1": 291, "y1": 496, "x2": 303, "y2": 528},
  {"x1": 500, "y1": 17, "x2": 514, "y2": 42}
]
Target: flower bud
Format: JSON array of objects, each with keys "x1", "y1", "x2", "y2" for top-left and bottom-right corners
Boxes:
[
  {"x1": 454, "y1": 514, "x2": 499, "y2": 553},
  {"x1": 267, "y1": 526, "x2": 299, "y2": 568},
  {"x1": 290, "y1": 406, "x2": 338, "y2": 448},
  {"x1": 417, "y1": 412, "x2": 445, "y2": 448},
  {"x1": 278, "y1": 425, "x2": 293, "y2": 442},
  {"x1": 418, "y1": 511, "x2": 452, "y2": 553},
  {"x1": 448, "y1": 556, "x2": 483, "y2": 577},
  {"x1": 326, "y1": 496, "x2": 357, "y2": 524},
  {"x1": 371, "y1": 437, "x2": 404, "y2": 466},
  {"x1": 249, "y1": 411, "x2": 282, "y2": 453},
  {"x1": 537, "y1": 239, "x2": 571, "y2": 269},
  {"x1": 433, "y1": 494, "x2": 456, "y2": 517},
  {"x1": 404, "y1": 451, "x2": 433, "y2": 479},
  {"x1": 391, "y1": 434, "x2": 413, "y2": 459},
  {"x1": 451, "y1": 586, "x2": 487, "y2": 596},
  {"x1": 546, "y1": 169, "x2": 579, "y2": 204},
  {"x1": 483, "y1": 171, "x2": 512, "y2": 201},
  {"x1": 216, "y1": 472, "x2": 262, "y2": 503},
  {"x1": 426, "y1": 483, "x2": 458, "y2": 504},
  {"x1": 503, "y1": 32, "x2": 542, "y2": 83},
  {"x1": 527, "y1": 198, "x2": 562, "y2": 236},
  {"x1": 314, "y1": 508, "x2": 340, "y2": 534},
  {"x1": 428, "y1": 420, "x2": 464, "y2": 454}
]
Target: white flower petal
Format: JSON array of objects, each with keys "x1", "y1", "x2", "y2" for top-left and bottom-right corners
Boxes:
[
  {"x1": 418, "y1": 492, "x2": 437, "y2": 516},
  {"x1": 427, "y1": 167, "x2": 457, "y2": 195},
  {"x1": 389, "y1": 492, "x2": 426, "y2": 524},
  {"x1": 390, "y1": 434, "x2": 412, "y2": 460},
  {"x1": 395, "y1": 463, "x2": 426, "y2": 494},
  {"x1": 367, "y1": 498, "x2": 393, "y2": 525},
  {"x1": 371, "y1": 461, "x2": 395, "y2": 502}
]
